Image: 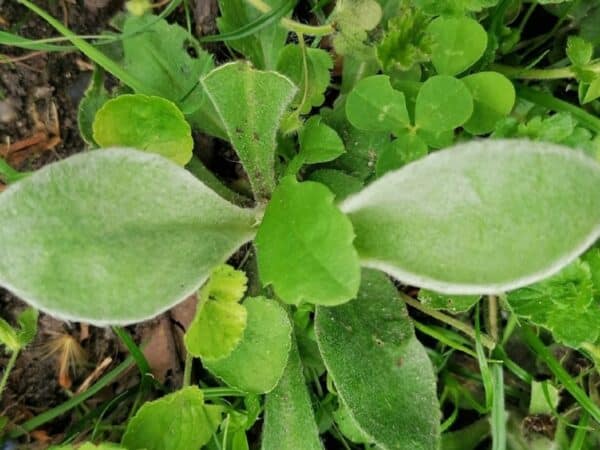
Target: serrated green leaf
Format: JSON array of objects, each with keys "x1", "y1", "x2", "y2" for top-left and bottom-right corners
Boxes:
[
  {"x1": 15, "y1": 307, "x2": 38, "y2": 348},
  {"x1": 262, "y1": 335, "x2": 323, "y2": 450},
  {"x1": 298, "y1": 116, "x2": 345, "y2": 164},
  {"x1": 184, "y1": 300, "x2": 247, "y2": 361},
  {"x1": 205, "y1": 264, "x2": 248, "y2": 303},
  {"x1": 217, "y1": 0, "x2": 289, "y2": 70},
  {"x1": 331, "y1": 0, "x2": 382, "y2": 56},
  {"x1": 426, "y1": 16, "x2": 487, "y2": 76},
  {"x1": 122, "y1": 386, "x2": 222, "y2": 450},
  {"x1": 307, "y1": 169, "x2": 364, "y2": 201},
  {"x1": 376, "y1": 130, "x2": 427, "y2": 177},
  {"x1": 204, "y1": 297, "x2": 292, "y2": 393},
  {"x1": 93, "y1": 95, "x2": 193, "y2": 166},
  {"x1": 462, "y1": 72, "x2": 515, "y2": 135},
  {"x1": 0, "y1": 318, "x2": 20, "y2": 352},
  {"x1": 415, "y1": 75, "x2": 473, "y2": 132},
  {"x1": 315, "y1": 269, "x2": 440, "y2": 450},
  {"x1": 277, "y1": 45, "x2": 333, "y2": 114},
  {"x1": 566, "y1": 36, "x2": 593, "y2": 67},
  {"x1": 0, "y1": 149, "x2": 257, "y2": 325},
  {"x1": 78, "y1": 67, "x2": 110, "y2": 147},
  {"x1": 418, "y1": 289, "x2": 480, "y2": 313},
  {"x1": 255, "y1": 176, "x2": 361, "y2": 305},
  {"x1": 341, "y1": 140, "x2": 600, "y2": 294},
  {"x1": 582, "y1": 248, "x2": 600, "y2": 295},
  {"x1": 346, "y1": 75, "x2": 410, "y2": 134},
  {"x1": 201, "y1": 62, "x2": 297, "y2": 200}
]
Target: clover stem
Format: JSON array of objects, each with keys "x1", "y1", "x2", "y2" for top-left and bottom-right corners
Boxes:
[
  {"x1": 246, "y1": 0, "x2": 334, "y2": 36},
  {"x1": 0, "y1": 350, "x2": 19, "y2": 399},
  {"x1": 488, "y1": 295, "x2": 499, "y2": 343},
  {"x1": 400, "y1": 293, "x2": 496, "y2": 350},
  {"x1": 492, "y1": 61, "x2": 600, "y2": 80}
]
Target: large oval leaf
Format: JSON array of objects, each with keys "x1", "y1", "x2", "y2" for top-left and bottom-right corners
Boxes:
[
  {"x1": 341, "y1": 140, "x2": 600, "y2": 294},
  {"x1": 0, "y1": 149, "x2": 258, "y2": 325},
  {"x1": 315, "y1": 269, "x2": 440, "y2": 450}
]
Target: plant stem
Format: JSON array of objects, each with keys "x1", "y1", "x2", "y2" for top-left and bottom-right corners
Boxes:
[
  {"x1": 400, "y1": 293, "x2": 496, "y2": 350},
  {"x1": 492, "y1": 61, "x2": 600, "y2": 80},
  {"x1": 9, "y1": 355, "x2": 135, "y2": 438},
  {"x1": 183, "y1": 352, "x2": 193, "y2": 387},
  {"x1": 246, "y1": 0, "x2": 334, "y2": 36},
  {"x1": 0, "y1": 351, "x2": 19, "y2": 398},
  {"x1": 516, "y1": 84, "x2": 600, "y2": 134},
  {"x1": 488, "y1": 295, "x2": 499, "y2": 343},
  {"x1": 521, "y1": 326, "x2": 600, "y2": 424}
]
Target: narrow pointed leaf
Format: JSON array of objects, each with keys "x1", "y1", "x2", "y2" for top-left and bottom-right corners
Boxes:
[
  {"x1": 341, "y1": 140, "x2": 600, "y2": 294},
  {"x1": 315, "y1": 269, "x2": 440, "y2": 450},
  {"x1": 201, "y1": 62, "x2": 297, "y2": 200},
  {"x1": 262, "y1": 335, "x2": 323, "y2": 450},
  {"x1": 0, "y1": 149, "x2": 257, "y2": 325}
]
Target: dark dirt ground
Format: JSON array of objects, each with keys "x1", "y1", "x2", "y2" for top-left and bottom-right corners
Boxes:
[{"x1": 0, "y1": 1, "x2": 226, "y2": 447}]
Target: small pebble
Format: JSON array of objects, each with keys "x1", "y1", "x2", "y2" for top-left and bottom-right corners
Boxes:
[{"x1": 0, "y1": 98, "x2": 17, "y2": 124}]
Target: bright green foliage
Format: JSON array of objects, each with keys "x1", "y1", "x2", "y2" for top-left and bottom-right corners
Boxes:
[
  {"x1": 122, "y1": 386, "x2": 222, "y2": 450},
  {"x1": 377, "y1": 9, "x2": 431, "y2": 73},
  {"x1": 462, "y1": 72, "x2": 515, "y2": 135},
  {"x1": 330, "y1": 0, "x2": 382, "y2": 56},
  {"x1": 204, "y1": 297, "x2": 292, "y2": 394},
  {"x1": 415, "y1": 75, "x2": 473, "y2": 131},
  {"x1": 307, "y1": 169, "x2": 364, "y2": 200},
  {"x1": 507, "y1": 259, "x2": 600, "y2": 348},
  {"x1": 0, "y1": 307, "x2": 38, "y2": 352},
  {"x1": 333, "y1": 402, "x2": 374, "y2": 444},
  {"x1": 315, "y1": 270, "x2": 440, "y2": 450},
  {"x1": 426, "y1": 16, "x2": 487, "y2": 76},
  {"x1": 376, "y1": 130, "x2": 428, "y2": 176},
  {"x1": 0, "y1": 149, "x2": 257, "y2": 325},
  {"x1": 217, "y1": 0, "x2": 289, "y2": 70},
  {"x1": 51, "y1": 443, "x2": 126, "y2": 449},
  {"x1": 529, "y1": 380, "x2": 559, "y2": 415},
  {"x1": 93, "y1": 95, "x2": 193, "y2": 165},
  {"x1": 78, "y1": 67, "x2": 110, "y2": 147},
  {"x1": 346, "y1": 75, "x2": 409, "y2": 133},
  {"x1": 567, "y1": 36, "x2": 593, "y2": 67},
  {"x1": 341, "y1": 140, "x2": 600, "y2": 294},
  {"x1": 581, "y1": 78, "x2": 600, "y2": 104},
  {"x1": 298, "y1": 116, "x2": 345, "y2": 164},
  {"x1": 121, "y1": 15, "x2": 214, "y2": 115},
  {"x1": 412, "y1": 0, "x2": 499, "y2": 15},
  {"x1": 201, "y1": 62, "x2": 297, "y2": 200},
  {"x1": 185, "y1": 265, "x2": 248, "y2": 360},
  {"x1": 418, "y1": 289, "x2": 480, "y2": 313},
  {"x1": 262, "y1": 337, "x2": 323, "y2": 450},
  {"x1": 276, "y1": 45, "x2": 333, "y2": 114},
  {"x1": 255, "y1": 176, "x2": 360, "y2": 306}
]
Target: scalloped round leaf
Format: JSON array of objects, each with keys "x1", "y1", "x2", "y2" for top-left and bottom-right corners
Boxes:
[
  {"x1": 346, "y1": 75, "x2": 410, "y2": 133},
  {"x1": 0, "y1": 149, "x2": 257, "y2": 325},
  {"x1": 93, "y1": 94, "x2": 193, "y2": 165},
  {"x1": 204, "y1": 297, "x2": 292, "y2": 394},
  {"x1": 255, "y1": 176, "x2": 361, "y2": 306},
  {"x1": 415, "y1": 75, "x2": 473, "y2": 132},
  {"x1": 462, "y1": 72, "x2": 516, "y2": 135},
  {"x1": 341, "y1": 140, "x2": 600, "y2": 294},
  {"x1": 426, "y1": 16, "x2": 487, "y2": 76},
  {"x1": 184, "y1": 300, "x2": 247, "y2": 361},
  {"x1": 315, "y1": 270, "x2": 440, "y2": 450},
  {"x1": 299, "y1": 116, "x2": 345, "y2": 164},
  {"x1": 122, "y1": 386, "x2": 222, "y2": 450}
]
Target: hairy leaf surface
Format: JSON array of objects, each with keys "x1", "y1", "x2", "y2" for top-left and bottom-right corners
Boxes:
[{"x1": 341, "y1": 140, "x2": 600, "y2": 294}]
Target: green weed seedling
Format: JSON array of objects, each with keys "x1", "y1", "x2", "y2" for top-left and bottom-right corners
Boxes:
[{"x1": 2, "y1": 0, "x2": 600, "y2": 449}]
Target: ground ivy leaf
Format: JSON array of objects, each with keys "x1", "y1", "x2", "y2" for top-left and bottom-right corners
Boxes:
[
  {"x1": 122, "y1": 386, "x2": 221, "y2": 450},
  {"x1": 93, "y1": 95, "x2": 193, "y2": 165},
  {"x1": 315, "y1": 269, "x2": 441, "y2": 450},
  {"x1": 0, "y1": 149, "x2": 257, "y2": 325},
  {"x1": 255, "y1": 176, "x2": 361, "y2": 305},
  {"x1": 376, "y1": 130, "x2": 428, "y2": 177},
  {"x1": 426, "y1": 16, "x2": 487, "y2": 76},
  {"x1": 276, "y1": 45, "x2": 333, "y2": 114},
  {"x1": 346, "y1": 75, "x2": 410, "y2": 134},
  {"x1": 341, "y1": 140, "x2": 600, "y2": 294},
  {"x1": 204, "y1": 297, "x2": 292, "y2": 393},
  {"x1": 184, "y1": 300, "x2": 247, "y2": 361},
  {"x1": 418, "y1": 289, "x2": 480, "y2": 313},
  {"x1": 262, "y1": 335, "x2": 323, "y2": 450},
  {"x1": 415, "y1": 75, "x2": 473, "y2": 132},
  {"x1": 201, "y1": 61, "x2": 297, "y2": 200},
  {"x1": 217, "y1": 0, "x2": 289, "y2": 70},
  {"x1": 298, "y1": 116, "x2": 345, "y2": 164},
  {"x1": 462, "y1": 72, "x2": 515, "y2": 135},
  {"x1": 331, "y1": 0, "x2": 382, "y2": 57}
]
